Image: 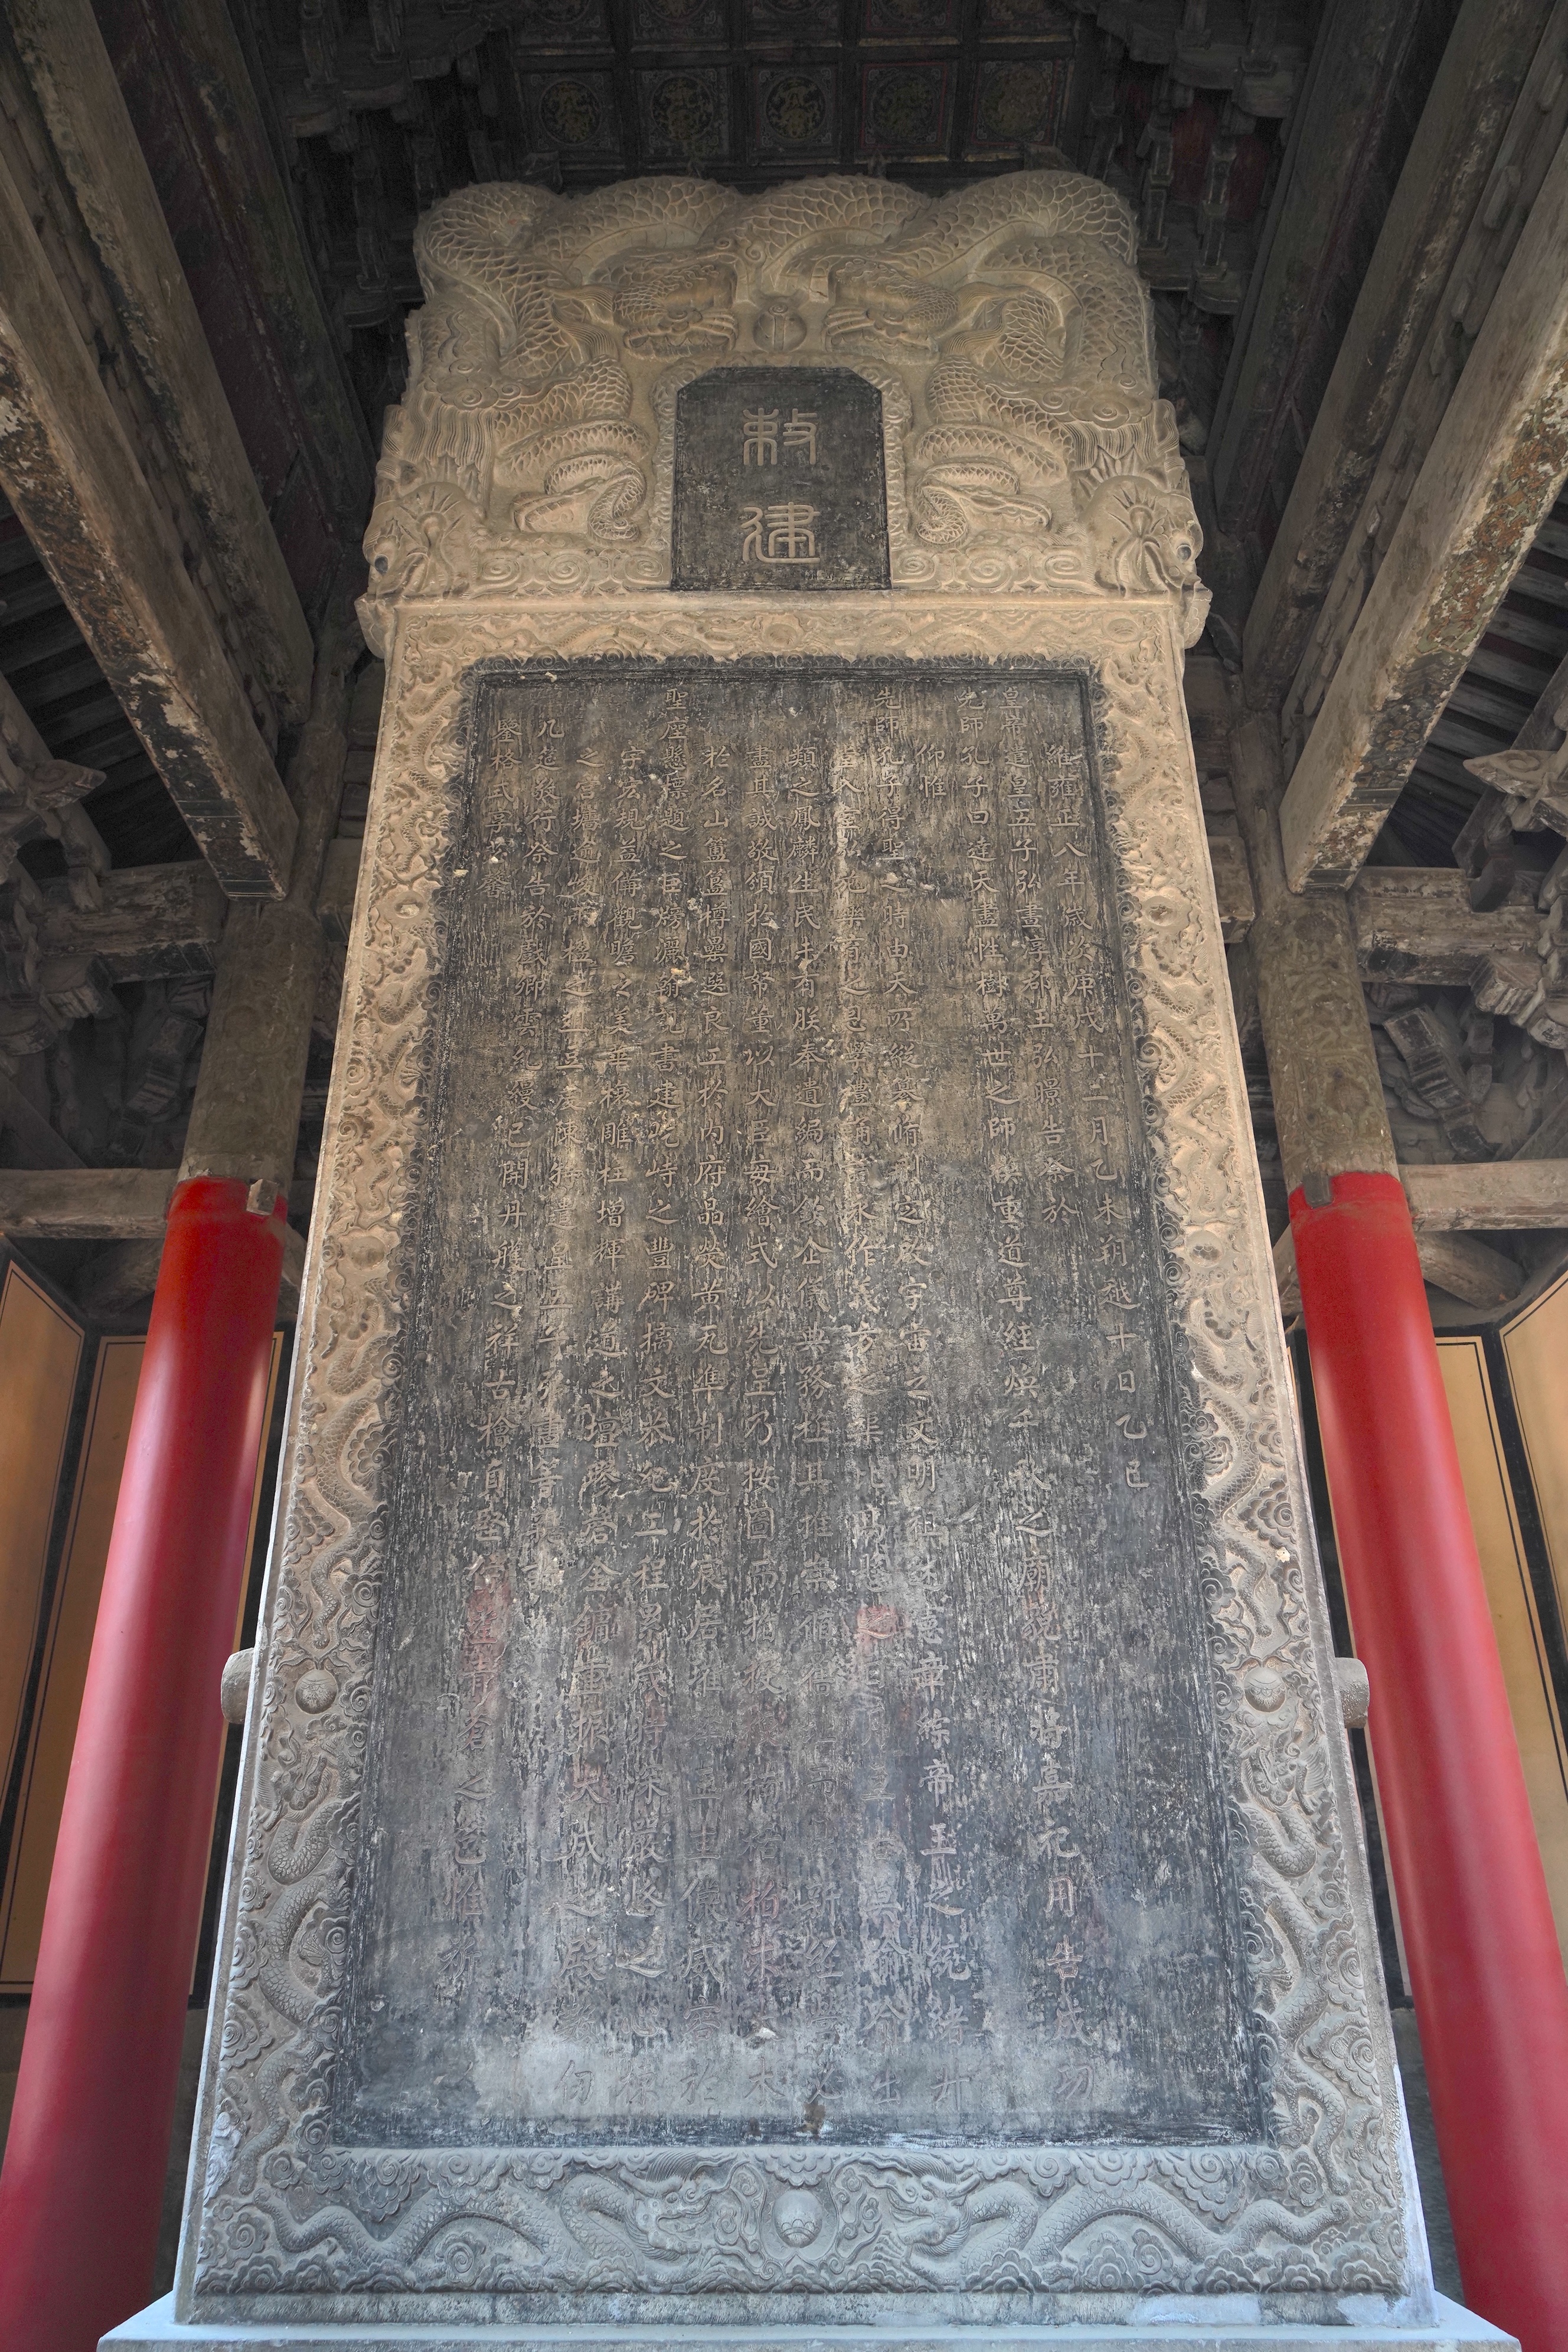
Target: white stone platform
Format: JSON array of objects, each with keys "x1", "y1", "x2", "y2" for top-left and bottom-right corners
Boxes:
[{"x1": 103, "y1": 2291, "x2": 1517, "y2": 2351}]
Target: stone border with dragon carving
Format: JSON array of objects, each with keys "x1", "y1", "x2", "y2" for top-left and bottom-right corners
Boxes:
[{"x1": 175, "y1": 590, "x2": 1429, "y2": 2331}]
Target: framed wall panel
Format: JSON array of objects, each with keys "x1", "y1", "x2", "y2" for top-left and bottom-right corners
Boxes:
[
  {"x1": 1501, "y1": 1268, "x2": 1568, "y2": 1642},
  {"x1": 1435, "y1": 1334, "x2": 1568, "y2": 1962},
  {"x1": 0, "y1": 1332, "x2": 285, "y2": 1994},
  {"x1": 0, "y1": 1260, "x2": 84, "y2": 1810},
  {"x1": 1, "y1": 1336, "x2": 143, "y2": 1992}
]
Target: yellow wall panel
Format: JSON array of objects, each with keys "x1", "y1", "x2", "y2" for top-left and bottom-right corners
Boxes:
[
  {"x1": 1502, "y1": 1269, "x2": 1568, "y2": 1640},
  {"x1": 0, "y1": 1332, "x2": 285, "y2": 1993},
  {"x1": 1, "y1": 1337, "x2": 144, "y2": 1991},
  {"x1": 1436, "y1": 1335, "x2": 1568, "y2": 1964},
  {"x1": 0, "y1": 1262, "x2": 83, "y2": 1804}
]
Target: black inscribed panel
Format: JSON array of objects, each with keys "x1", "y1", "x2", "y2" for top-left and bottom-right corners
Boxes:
[
  {"x1": 671, "y1": 368, "x2": 890, "y2": 591},
  {"x1": 337, "y1": 659, "x2": 1257, "y2": 2152}
]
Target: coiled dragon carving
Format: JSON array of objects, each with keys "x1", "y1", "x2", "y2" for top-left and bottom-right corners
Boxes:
[{"x1": 364, "y1": 171, "x2": 1207, "y2": 632}]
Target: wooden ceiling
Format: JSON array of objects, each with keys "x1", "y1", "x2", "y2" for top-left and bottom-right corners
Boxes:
[
  {"x1": 2, "y1": 0, "x2": 1511, "y2": 896},
  {"x1": 231, "y1": 0, "x2": 1311, "y2": 415}
]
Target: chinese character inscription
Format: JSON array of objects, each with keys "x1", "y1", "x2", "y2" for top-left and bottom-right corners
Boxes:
[
  {"x1": 671, "y1": 368, "x2": 890, "y2": 592},
  {"x1": 337, "y1": 659, "x2": 1256, "y2": 2157}
]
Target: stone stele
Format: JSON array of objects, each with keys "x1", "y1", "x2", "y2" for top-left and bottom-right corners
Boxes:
[{"x1": 109, "y1": 174, "x2": 1513, "y2": 2351}]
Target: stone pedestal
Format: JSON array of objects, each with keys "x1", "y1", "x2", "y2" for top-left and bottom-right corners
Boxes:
[
  {"x1": 116, "y1": 173, "x2": 1502, "y2": 2350},
  {"x1": 106, "y1": 2291, "x2": 1515, "y2": 2349}
]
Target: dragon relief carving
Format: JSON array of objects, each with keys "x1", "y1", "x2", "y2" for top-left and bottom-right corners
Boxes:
[
  {"x1": 182, "y1": 601, "x2": 1417, "y2": 2326},
  {"x1": 361, "y1": 174, "x2": 1208, "y2": 639}
]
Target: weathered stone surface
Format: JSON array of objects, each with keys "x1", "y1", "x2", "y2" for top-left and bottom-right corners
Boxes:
[
  {"x1": 104, "y1": 2289, "x2": 1520, "y2": 2348},
  {"x1": 342, "y1": 659, "x2": 1251, "y2": 2154},
  {"x1": 357, "y1": 174, "x2": 1209, "y2": 646},
  {"x1": 178, "y1": 601, "x2": 1420, "y2": 2335},
  {"x1": 672, "y1": 368, "x2": 889, "y2": 591},
  {"x1": 169, "y1": 172, "x2": 1431, "y2": 2344}
]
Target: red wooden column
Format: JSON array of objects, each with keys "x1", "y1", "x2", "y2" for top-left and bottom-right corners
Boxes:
[
  {"x1": 1293, "y1": 1171, "x2": 1568, "y2": 2351},
  {"x1": 0, "y1": 1178, "x2": 286, "y2": 2352},
  {"x1": 1231, "y1": 703, "x2": 1568, "y2": 2348}
]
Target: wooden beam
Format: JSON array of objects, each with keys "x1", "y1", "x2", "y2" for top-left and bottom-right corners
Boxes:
[
  {"x1": 1231, "y1": 712, "x2": 1399, "y2": 1193},
  {"x1": 93, "y1": 0, "x2": 374, "y2": 542},
  {"x1": 1278, "y1": 128, "x2": 1568, "y2": 890},
  {"x1": 1413, "y1": 1229, "x2": 1524, "y2": 1305},
  {"x1": 1206, "y1": 833, "x2": 1255, "y2": 941},
  {"x1": 0, "y1": 146, "x2": 296, "y2": 897},
  {"x1": 37, "y1": 862, "x2": 227, "y2": 982},
  {"x1": 1246, "y1": 0, "x2": 1561, "y2": 705},
  {"x1": 1213, "y1": 0, "x2": 1420, "y2": 536},
  {"x1": 0, "y1": 1072, "x2": 82, "y2": 1169},
  {"x1": 1272, "y1": 1216, "x2": 1523, "y2": 1312},
  {"x1": 1515, "y1": 1090, "x2": 1568, "y2": 1159},
  {"x1": 1403, "y1": 1158, "x2": 1568, "y2": 1229},
  {"x1": 1516, "y1": 639, "x2": 1568, "y2": 752},
  {"x1": 8, "y1": 0, "x2": 312, "y2": 724},
  {"x1": 1349, "y1": 867, "x2": 1540, "y2": 982},
  {"x1": 0, "y1": 1165, "x2": 174, "y2": 1239},
  {"x1": 73, "y1": 1220, "x2": 304, "y2": 1317}
]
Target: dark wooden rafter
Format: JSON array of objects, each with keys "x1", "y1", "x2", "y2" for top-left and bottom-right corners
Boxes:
[
  {"x1": 1245, "y1": 0, "x2": 1566, "y2": 711},
  {"x1": 0, "y1": 32, "x2": 299, "y2": 897},
  {"x1": 1278, "y1": 131, "x2": 1568, "y2": 889},
  {"x1": 93, "y1": 0, "x2": 374, "y2": 579},
  {"x1": 1207, "y1": 0, "x2": 1461, "y2": 557},
  {"x1": 8, "y1": 0, "x2": 314, "y2": 724}
]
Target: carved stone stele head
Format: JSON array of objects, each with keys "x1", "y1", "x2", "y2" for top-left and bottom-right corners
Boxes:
[{"x1": 360, "y1": 171, "x2": 1210, "y2": 645}]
